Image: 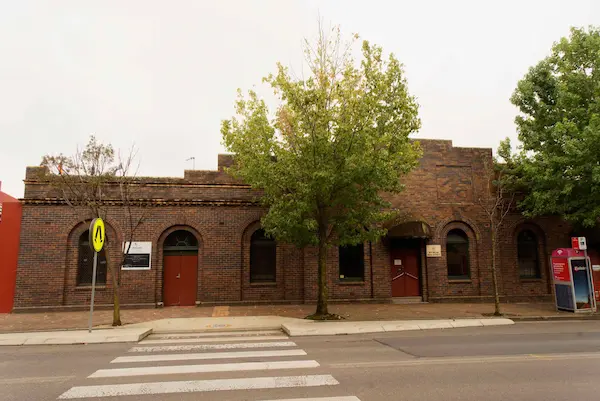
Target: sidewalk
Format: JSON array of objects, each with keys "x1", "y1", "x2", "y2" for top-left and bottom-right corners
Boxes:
[{"x1": 0, "y1": 302, "x2": 591, "y2": 334}]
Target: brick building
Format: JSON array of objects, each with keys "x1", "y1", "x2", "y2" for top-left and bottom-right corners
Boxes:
[{"x1": 13, "y1": 139, "x2": 580, "y2": 311}]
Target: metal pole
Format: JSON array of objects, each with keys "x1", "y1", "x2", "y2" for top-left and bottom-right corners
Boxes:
[{"x1": 88, "y1": 251, "x2": 98, "y2": 333}]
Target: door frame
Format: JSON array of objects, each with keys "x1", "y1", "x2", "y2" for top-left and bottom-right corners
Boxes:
[
  {"x1": 389, "y1": 238, "x2": 423, "y2": 298},
  {"x1": 160, "y1": 228, "x2": 200, "y2": 306}
]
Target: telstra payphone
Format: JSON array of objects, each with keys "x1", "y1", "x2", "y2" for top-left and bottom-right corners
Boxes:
[{"x1": 551, "y1": 247, "x2": 597, "y2": 313}]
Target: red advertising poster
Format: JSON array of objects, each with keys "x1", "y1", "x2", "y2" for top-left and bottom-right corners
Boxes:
[
  {"x1": 552, "y1": 258, "x2": 570, "y2": 282},
  {"x1": 571, "y1": 237, "x2": 580, "y2": 250}
]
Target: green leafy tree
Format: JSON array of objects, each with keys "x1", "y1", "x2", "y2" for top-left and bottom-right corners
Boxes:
[
  {"x1": 221, "y1": 26, "x2": 421, "y2": 318},
  {"x1": 510, "y1": 26, "x2": 600, "y2": 227},
  {"x1": 41, "y1": 136, "x2": 145, "y2": 326}
]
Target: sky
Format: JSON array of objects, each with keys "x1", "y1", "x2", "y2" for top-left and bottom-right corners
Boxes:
[{"x1": 1, "y1": 0, "x2": 598, "y2": 197}]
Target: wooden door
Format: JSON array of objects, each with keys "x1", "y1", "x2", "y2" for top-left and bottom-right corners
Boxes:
[
  {"x1": 390, "y1": 248, "x2": 421, "y2": 297},
  {"x1": 163, "y1": 255, "x2": 198, "y2": 306},
  {"x1": 179, "y1": 255, "x2": 198, "y2": 306},
  {"x1": 163, "y1": 255, "x2": 181, "y2": 306}
]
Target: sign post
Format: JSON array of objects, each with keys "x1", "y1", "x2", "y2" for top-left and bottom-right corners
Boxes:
[{"x1": 88, "y1": 218, "x2": 105, "y2": 333}]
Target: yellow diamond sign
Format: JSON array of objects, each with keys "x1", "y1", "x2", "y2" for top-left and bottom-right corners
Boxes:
[{"x1": 89, "y1": 218, "x2": 105, "y2": 252}]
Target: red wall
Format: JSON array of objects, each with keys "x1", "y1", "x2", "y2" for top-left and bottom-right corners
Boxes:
[{"x1": 0, "y1": 188, "x2": 21, "y2": 313}]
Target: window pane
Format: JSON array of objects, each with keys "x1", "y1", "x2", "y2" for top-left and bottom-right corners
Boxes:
[
  {"x1": 78, "y1": 230, "x2": 107, "y2": 286},
  {"x1": 250, "y1": 230, "x2": 276, "y2": 283},
  {"x1": 339, "y1": 244, "x2": 364, "y2": 281},
  {"x1": 447, "y1": 229, "x2": 469, "y2": 279},
  {"x1": 518, "y1": 230, "x2": 540, "y2": 278}
]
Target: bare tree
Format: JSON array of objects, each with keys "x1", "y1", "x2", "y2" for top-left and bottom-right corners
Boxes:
[
  {"x1": 41, "y1": 136, "x2": 145, "y2": 326},
  {"x1": 477, "y1": 140, "x2": 516, "y2": 316}
]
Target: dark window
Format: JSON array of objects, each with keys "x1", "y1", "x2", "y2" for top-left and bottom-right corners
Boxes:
[
  {"x1": 339, "y1": 243, "x2": 364, "y2": 281},
  {"x1": 77, "y1": 230, "x2": 107, "y2": 286},
  {"x1": 250, "y1": 229, "x2": 276, "y2": 283},
  {"x1": 447, "y1": 229, "x2": 470, "y2": 279},
  {"x1": 518, "y1": 229, "x2": 541, "y2": 278}
]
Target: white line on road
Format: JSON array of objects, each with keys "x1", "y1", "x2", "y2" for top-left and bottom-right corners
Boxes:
[
  {"x1": 58, "y1": 375, "x2": 339, "y2": 399},
  {"x1": 112, "y1": 349, "x2": 307, "y2": 363},
  {"x1": 0, "y1": 375, "x2": 75, "y2": 384},
  {"x1": 148, "y1": 330, "x2": 283, "y2": 339},
  {"x1": 140, "y1": 335, "x2": 289, "y2": 344},
  {"x1": 329, "y1": 352, "x2": 600, "y2": 368},
  {"x1": 90, "y1": 360, "x2": 320, "y2": 378},
  {"x1": 258, "y1": 398, "x2": 361, "y2": 401},
  {"x1": 129, "y1": 341, "x2": 297, "y2": 353}
]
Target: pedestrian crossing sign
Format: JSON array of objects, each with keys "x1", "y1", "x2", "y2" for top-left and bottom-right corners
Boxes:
[{"x1": 89, "y1": 218, "x2": 105, "y2": 252}]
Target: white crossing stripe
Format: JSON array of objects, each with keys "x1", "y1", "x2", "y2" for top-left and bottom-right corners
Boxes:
[
  {"x1": 258, "y1": 396, "x2": 360, "y2": 401},
  {"x1": 148, "y1": 330, "x2": 283, "y2": 339},
  {"x1": 112, "y1": 349, "x2": 307, "y2": 363},
  {"x1": 58, "y1": 375, "x2": 339, "y2": 398},
  {"x1": 140, "y1": 335, "x2": 289, "y2": 344},
  {"x1": 90, "y1": 360, "x2": 320, "y2": 378},
  {"x1": 129, "y1": 341, "x2": 297, "y2": 353}
]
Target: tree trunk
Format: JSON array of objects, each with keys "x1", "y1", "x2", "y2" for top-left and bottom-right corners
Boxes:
[
  {"x1": 490, "y1": 230, "x2": 502, "y2": 316},
  {"x1": 315, "y1": 222, "x2": 329, "y2": 316},
  {"x1": 109, "y1": 264, "x2": 122, "y2": 326}
]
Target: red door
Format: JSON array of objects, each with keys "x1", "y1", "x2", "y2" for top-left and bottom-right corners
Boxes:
[
  {"x1": 164, "y1": 255, "x2": 198, "y2": 306},
  {"x1": 390, "y1": 248, "x2": 421, "y2": 297}
]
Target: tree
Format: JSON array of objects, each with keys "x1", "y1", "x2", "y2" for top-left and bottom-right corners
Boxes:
[
  {"x1": 510, "y1": 26, "x2": 600, "y2": 227},
  {"x1": 221, "y1": 25, "x2": 421, "y2": 318},
  {"x1": 477, "y1": 139, "x2": 516, "y2": 316},
  {"x1": 41, "y1": 136, "x2": 145, "y2": 326}
]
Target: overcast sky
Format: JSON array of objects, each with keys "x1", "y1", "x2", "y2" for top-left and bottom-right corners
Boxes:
[{"x1": 1, "y1": 0, "x2": 598, "y2": 197}]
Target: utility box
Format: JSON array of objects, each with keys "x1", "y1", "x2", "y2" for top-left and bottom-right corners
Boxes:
[{"x1": 551, "y1": 248, "x2": 597, "y2": 313}]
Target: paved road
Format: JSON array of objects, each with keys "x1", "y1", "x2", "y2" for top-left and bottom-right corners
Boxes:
[{"x1": 2, "y1": 321, "x2": 600, "y2": 400}]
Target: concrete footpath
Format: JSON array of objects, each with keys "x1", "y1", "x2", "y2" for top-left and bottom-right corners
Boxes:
[
  {"x1": 1, "y1": 302, "x2": 590, "y2": 334},
  {"x1": 0, "y1": 327, "x2": 151, "y2": 346},
  {"x1": 0, "y1": 316, "x2": 515, "y2": 345}
]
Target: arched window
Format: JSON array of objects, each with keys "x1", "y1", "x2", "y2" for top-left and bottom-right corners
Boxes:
[
  {"x1": 163, "y1": 230, "x2": 199, "y2": 255},
  {"x1": 77, "y1": 230, "x2": 107, "y2": 286},
  {"x1": 339, "y1": 244, "x2": 365, "y2": 281},
  {"x1": 446, "y1": 229, "x2": 470, "y2": 279},
  {"x1": 250, "y1": 229, "x2": 276, "y2": 283},
  {"x1": 518, "y1": 229, "x2": 541, "y2": 278}
]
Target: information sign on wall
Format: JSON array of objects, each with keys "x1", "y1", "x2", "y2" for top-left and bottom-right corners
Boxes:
[
  {"x1": 426, "y1": 244, "x2": 442, "y2": 257},
  {"x1": 122, "y1": 242, "x2": 152, "y2": 270}
]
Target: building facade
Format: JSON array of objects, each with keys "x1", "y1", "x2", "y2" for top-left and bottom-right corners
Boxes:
[{"x1": 13, "y1": 139, "x2": 580, "y2": 311}]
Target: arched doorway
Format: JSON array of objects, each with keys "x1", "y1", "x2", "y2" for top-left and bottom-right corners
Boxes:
[{"x1": 163, "y1": 230, "x2": 199, "y2": 306}]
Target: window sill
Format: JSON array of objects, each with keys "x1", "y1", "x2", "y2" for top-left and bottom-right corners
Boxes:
[
  {"x1": 448, "y1": 279, "x2": 472, "y2": 284},
  {"x1": 75, "y1": 285, "x2": 107, "y2": 290},
  {"x1": 339, "y1": 280, "x2": 365, "y2": 285},
  {"x1": 249, "y1": 282, "x2": 277, "y2": 287},
  {"x1": 520, "y1": 278, "x2": 543, "y2": 282}
]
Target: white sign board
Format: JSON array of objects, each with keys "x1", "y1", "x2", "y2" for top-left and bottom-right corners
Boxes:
[
  {"x1": 394, "y1": 259, "x2": 402, "y2": 266},
  {"x1": 122, "y1": 242, "x2": 152, "y2": 270},
  {"x1": 426, "y1": 244, "x2": 442, "y2": 257},
  {"x1": 578, "y1": 237, "x2": 587, "y2": 250}
]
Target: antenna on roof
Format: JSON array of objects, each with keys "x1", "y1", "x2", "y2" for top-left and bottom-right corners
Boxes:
[{"x1": 186, "y1": 157, "x2": 195, "y2": 170}]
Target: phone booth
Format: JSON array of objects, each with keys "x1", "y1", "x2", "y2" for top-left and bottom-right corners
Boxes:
[{"x1": 551, "y1": 248, "x2": 597, "y2": 313}]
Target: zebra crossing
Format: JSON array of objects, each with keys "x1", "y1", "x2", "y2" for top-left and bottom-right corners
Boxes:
[{"x1": 57, "y1": 330, "x2": 361, "y2": 400}]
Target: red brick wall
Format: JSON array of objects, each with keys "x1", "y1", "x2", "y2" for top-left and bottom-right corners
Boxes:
[{"x1": 14, "y1": 139, "x2": 573, "y2": 309}]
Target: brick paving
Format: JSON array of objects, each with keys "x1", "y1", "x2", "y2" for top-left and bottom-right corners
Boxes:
[{"x1": 0, "y1": 302, "x2": 589, "y2": 333}]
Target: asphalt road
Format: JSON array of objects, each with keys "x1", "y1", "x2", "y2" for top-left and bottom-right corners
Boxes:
[{"x1": 2, "y1": 321, "x2": 600, "y2": 401}]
